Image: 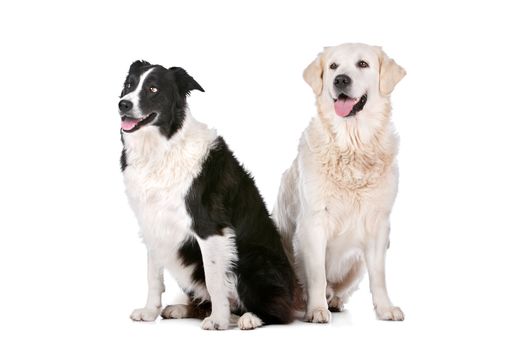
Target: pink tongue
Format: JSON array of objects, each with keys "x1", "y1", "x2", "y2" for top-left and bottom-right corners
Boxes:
[
  {"x1": 121, "y1": 118, "x2": 140, "y2": 131},
  {"x1": 334, "y1": 98, "x2": 357, "y2": 117}
]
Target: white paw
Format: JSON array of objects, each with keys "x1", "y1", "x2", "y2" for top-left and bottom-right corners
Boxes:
[
  {"x1": 328, "y1": 296, "x2": 345, "y2": 312},
  {"x1": 161, "y1": 304, "x2": 189, "y2": 319},
  {"x1": 376, "y1": 306, "x2": 404, "y2": 321},
  {"x1": 130, "y1": 307, "x2": 160, "y2": 322},
  {"x1": 201, "y1": 316, "x2": 229, "y2": 330},
  {"x1": 305, "y1": 307, "x2": 331, "y2": 323},
  {"x1": 238, "y1": 312, "x2": 263, "y2": 330}
]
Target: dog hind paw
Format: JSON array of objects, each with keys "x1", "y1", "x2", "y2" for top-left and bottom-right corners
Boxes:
[
  {"x1": 328, "y1": 296, "x2": 345, "y2": 312},
  {"x1": 161, "y1": 304, "x2": 189, "y2": 319}
]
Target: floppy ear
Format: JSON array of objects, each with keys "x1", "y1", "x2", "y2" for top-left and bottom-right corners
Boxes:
[
  {"x1": 169, "y1": 67, "x2": 205, "y2": 95},
  {"x1": 303, "y1": 52, "x2": 324, "y2": 96},
  {"x1": 378, "y1": 50, "x2": 406, "y2": 96}
]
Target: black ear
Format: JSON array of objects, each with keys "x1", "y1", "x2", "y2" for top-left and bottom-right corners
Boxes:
[
  {"x1": 129, "y1": 60, "x2": 150, "y2": 73},
  {"x1": 169, "y1": 67, "x2": 205, "y2": 95}
]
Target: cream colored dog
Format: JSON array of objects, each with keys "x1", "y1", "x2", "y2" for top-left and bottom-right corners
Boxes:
[{"x1": 273, "y1": 43, "x2": 406, "y2": 323}]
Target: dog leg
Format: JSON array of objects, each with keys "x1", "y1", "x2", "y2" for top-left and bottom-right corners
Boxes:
[
  {"x1": 130, "y1": 251, "x2": 165, "y2": 321},
  {"x1": 197, "y1": 233, "x2": 236, "y2": 330},
  {"x1": 365, "y1": 219, "x2": 404, "y2": 321},
  {"x1": 296, "y1": 218, "x2": 331, "y2": 323},
  {"x1": 327, "y1": 258, "x2": 366, "y2": 312}
]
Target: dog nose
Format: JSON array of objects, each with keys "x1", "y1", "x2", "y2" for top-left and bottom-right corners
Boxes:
[
  {"x1": 334, "y1": 74, "x2": 352, "y2": 90},
  {"x1": 119, "y1": 100, "x2": 132, "y2": 113}
]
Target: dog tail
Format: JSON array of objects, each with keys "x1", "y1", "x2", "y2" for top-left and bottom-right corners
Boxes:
[{"x1": 236, "y1": 245, "x2": 297, "y2": 324}]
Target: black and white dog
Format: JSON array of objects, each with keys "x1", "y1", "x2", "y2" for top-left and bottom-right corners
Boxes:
[{"x1": 119, "y1": 61, "x2": 295, "y2": 330}]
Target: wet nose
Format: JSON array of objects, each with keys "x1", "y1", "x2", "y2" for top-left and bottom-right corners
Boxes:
[
  {"x1": 119, "y1": 100, "x2": 132, "y2": 113},
  {"x1": 334, "y1": 74, "x2": 352, "y2": 90}
]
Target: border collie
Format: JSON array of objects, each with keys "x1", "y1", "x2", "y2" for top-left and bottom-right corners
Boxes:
[{"x1": 119, "y1": 60, "x2": 295, "y2": 330}]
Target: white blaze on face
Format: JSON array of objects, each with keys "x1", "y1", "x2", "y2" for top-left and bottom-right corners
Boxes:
[{"x1": 121, "y1": 67, "x2": 155, "y2": 119}]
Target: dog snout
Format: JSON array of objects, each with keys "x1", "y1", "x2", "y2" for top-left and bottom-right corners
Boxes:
[
  {"x1": 334, "y1": 74, "x2": 352, "y2": 90},
  {"x1": 119, "y1": 100, "x2": 133, "y2": 113}
]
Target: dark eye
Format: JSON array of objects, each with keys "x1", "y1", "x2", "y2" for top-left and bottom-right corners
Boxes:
[
  {"x1": 125, "y1": 82, "x2": 132, "y2": 89},
  {"x1": 329, "y1": 62, "x2": 338, "y2": 70},
  {"x1": 149, "y1": 86, "x2": 158, "y2": 93},
  {"x1": 357, "y1": 60, "x2": 369, "y2": 68}
]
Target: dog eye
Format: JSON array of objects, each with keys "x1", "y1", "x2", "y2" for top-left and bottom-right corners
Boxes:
[
  {"x1": 329, "y1": 63, "x2": 338, "y2": 70},
  {"x1": 149, "y1": 87, "x2": 158, "y2": 93},
  {"x1": 357, "y1": 60, "x2": 369, "y2": 68},
  {"x1": 125, "y1": 83, "x2": 132, "y2": 89}
]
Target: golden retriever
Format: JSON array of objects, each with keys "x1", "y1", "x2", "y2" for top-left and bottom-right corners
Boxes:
[{"x1": 273, "y1": 43, "x2": 406, "y2": 323}]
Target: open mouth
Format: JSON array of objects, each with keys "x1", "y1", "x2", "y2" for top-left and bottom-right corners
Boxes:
[
  {"x1": 333, "y1": 93, "x2": 367, "y2": 118},
  {"x1": 121, "y1": 113, "x2": 157, "y2": 133}
]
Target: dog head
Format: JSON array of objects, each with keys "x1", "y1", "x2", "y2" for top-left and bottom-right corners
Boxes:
[
  {"x1": 303, "y1": 43, "x2": 405, "y2": 139},
  {"x1": 118, "y1": 60, "x2": 204, "y2": 138}
]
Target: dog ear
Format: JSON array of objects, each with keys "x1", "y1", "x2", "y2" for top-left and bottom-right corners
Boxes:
[
  {"x1": 169, "y1": 67, "x2": 205, "y2": 95},
  {"x1": 378, "y1": 49, "x2": 406, "y2": 96},
  {"x1": 303, "y1": 52, "x2": 324, "y2": 96},
  {"x1": 129, "y1": 60, "x2": 151, "y2": 73}
]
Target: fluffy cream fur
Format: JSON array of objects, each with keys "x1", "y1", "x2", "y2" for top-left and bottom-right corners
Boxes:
[{"x1": 273, "y1": 43, "x2": 405, "y2": 322}]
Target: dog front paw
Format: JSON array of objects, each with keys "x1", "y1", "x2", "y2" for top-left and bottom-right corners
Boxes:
[
  {"x1": 305, "y1": 307, "x2": 331, "y2": 323},
  {"x1": 201, "y1": 315, "x2": 229, "y2": 330},
  {"x1": 130, "y1": 307, "x2": 160, "y2": 321},
  {"x1": 375, "y1": 305, "x2": 404, "y2": 321}
]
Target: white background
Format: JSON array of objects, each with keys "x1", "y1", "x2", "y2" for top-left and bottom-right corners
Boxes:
[{"x1": 1, "y1": 0, "x2": 524, "y2": 348}]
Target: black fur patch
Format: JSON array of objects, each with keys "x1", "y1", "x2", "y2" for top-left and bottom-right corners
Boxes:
[
  {"x1": 120, "y1": 149, "x2": 127, "y2": 172},
  {"x1": 184, "y1": 137, "x2": 296, "y2": 324},
  {"x1": 178, "y1": 236, "x2": 206, "y2": 284},
  {"x1": 120, "y1": 130, "x2": 127, "y2": 171}
]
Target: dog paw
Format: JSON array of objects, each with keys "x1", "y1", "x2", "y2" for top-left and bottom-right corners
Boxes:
[
  {"x1": 305, "y1": 307, "x2": 331, "y2": 323},
  {"x1": 375, "y1": 306, "x2": 404, "y2": 321},
  {"x1": 328, "y1": 296, "x2": 345, "y2": 312},
  {"x1": 130, "y1": 307, "x2": 160, "y2": 321},
  {"x1": 238, "y1": 312, "x2": 263, "y2": 330},
  {"x1": 161, "y1": 304, "x2": 189, "y2": 319},
  {"x1": 201, "y1": 316, "x2": 229, "y2": 330}
]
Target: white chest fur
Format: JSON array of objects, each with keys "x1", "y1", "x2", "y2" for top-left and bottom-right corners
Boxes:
[
  {"x1": 122, "y1": 114, "x2": 217, "y2": 284},
  {"x1": 295, "y1": 117, "x2": 399, "y2": 279}
]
